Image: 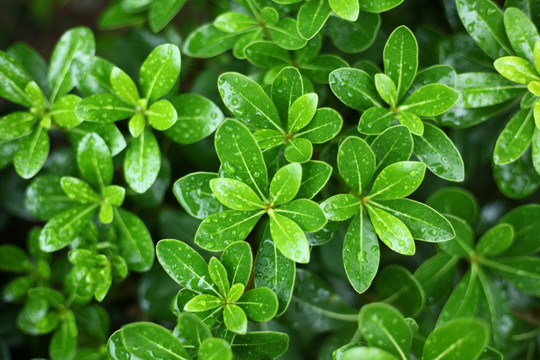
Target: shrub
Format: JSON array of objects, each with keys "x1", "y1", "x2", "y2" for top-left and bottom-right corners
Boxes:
[{"x1": 0, "y1": 0, "x2": 540, "y2": 359}]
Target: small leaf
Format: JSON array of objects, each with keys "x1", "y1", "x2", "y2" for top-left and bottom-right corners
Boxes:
[
  {"x1": 245, "y1": 41, "x2": 289, "y2": 68},
  {"x1": 49, "y1": 311, "x2": 77, "y2": 360},
  {"x1": 494, "y1": 56, "x2": 540, "y2": 84},
  {"x1": 75, "y1": 94, "x2": 135, "y2": 123},
  {"x1": 14, "y1": 126, "x2": 49, "y2": 179},
  {"x1": 338, "y1": 136, "x2": 376, "y2": 194},
  {"x1": 329, "y1": 0, "x2": 359, "y2": 21},
  {"x1": 221, "y1": 241, "x2": 253, "y2": 286},
  {"x1": 295, "y1": 160, "x2": 332, "y2": 199},
  {"x1": 173, "y1": 172, "x2": 223, "y2": 219},
  {"x1": 296, "y1": 107, "x2": 342, "y2": 143},
  {"x1": 320, "y1": 194, "x2": 361, "y2": 221},
  {"x1": 198, "y1": 338, "x2": 232, "y2": 360},
  {"x1": 224, "y1": 304, "x2": 247, "y2": 334},
  {"x1": 269, "y1": 211, "x2": 310, "y2": 263},
  {"x1": 124, "y1": 128, "x2": 161, "y2": 193},
  {"x1": 366, "y1": 205, "x2": 415, "y2": 255},
  {"x1": 139, "y1": 44, "x2": 181, "y2": 102},
  {"x1": 494, "y1": 107, "x2": 535, "y2": 164},
  {"x1": 0, "y1": 51, "x2": 32, "y2": 106},
  {"x1": 270, "y1": 163, "x2": 302, "y2": 205},
  {"x1": 369, "y1": 161, "x2": 426, "y2": 200},
  {"x1": 60, "y1": 176, "x2": 99, "y2": 204},
  {"x1": 276, "y1": 199, "x2": 327, "y2": 232},
  {"x1": 210, "y1": 178, "x2": 265, "y2": 210},
  {"x1": 396, "y1": 111, "x2": 424, "y2": 136},
  {"x1": 147, "y1": 99, "x2": 178, "y2": 131},
  {"x1": 110, "y1": 67, "x2": 139, "y2": 105},
  {"x1": 358, "y1": 107, "x2": 394, "y2": 135},
  {"x1": 0, "y1": 245, "x2": 31, "y2": 273},
  {"x1": 0, "y1": 112, "x2": 37, "y2": 141},
  {"x1": 342, "y1": 347, "x2": 399, "y2": 360},
  {"x1": 184, "y1": 294, "x2": 224, "y2": 312},
  {"x1": 238, "y1": 287, "x2": 278, "y2": 322},
  {"x1": 113, "y1": 209, "x2": 154, "y2": 272},
  {"x1": 208, "y1": 257, "x2": 230, "y2": 296},
  {"x1": 214, "y1": 12, "x2": 257, "y2": 33},
  {"x1": 374, "y1": 73, "x2": 397, "y2": 107},
  {"x1": 384, "y1": 26, "x2": 418, "y2": 98},
  {"x1": 284, "y1": 137, "x2": 313, "y2": 163},
  {"x1": 272, "y1": 66, "x2": 303, "y2": 122},
  {"x1": 476, "y1": 223, "x2": 513, "y2": 256},
  {"x1": 287, "y1": 93, "x2": 318, "y2": 133},
  {"x1": 399, "y1": 84, "x2": 460, "y2": 116},
  {"x1": 183, "y1": 24, "x2": 243, "y2": 58},
  {"x1": 371, "y1": 126, "x2": 413, "y2": 174},
  {"x1": 330, "y1": 68, "x2": 382, "y2": 110},
  {"x1": 50, "y1": 95, "x2": 83, "y2": 128}
]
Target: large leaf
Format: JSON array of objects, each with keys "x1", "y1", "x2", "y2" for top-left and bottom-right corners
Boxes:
[
  {"x1": 149, "y1": 0, "x2": 188, "y2": 32},
  {"x1": 271, "y1": 66, "x2": 303, "y2": 123},
  {"x1": 369, "y1": 161, "x2": 426, "y2": 200},
  {"x1": 329, "y1": 68, "x2": 382, "y2": 110},
  {"x1": 499, "y1": 204, "x2": 540, "y2": 254},
  {"x1": 487, "y1": 257, "x2": 540, "y2": 296}
]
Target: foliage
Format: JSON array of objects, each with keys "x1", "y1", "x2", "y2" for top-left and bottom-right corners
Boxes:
[{"x1": 1, "y1": 0, "x2": 540, "y2": 359}]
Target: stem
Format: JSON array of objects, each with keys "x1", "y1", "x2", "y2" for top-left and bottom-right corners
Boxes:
[
  {"x1": 350, "y1": 327, "x2": 362, "y2": 343},
  {"x1": 512, "y1": 327, "x2": 540, "y2": 341},
  {"x1": 292, "y1": 297, "x2": 358, "y2": 322}
]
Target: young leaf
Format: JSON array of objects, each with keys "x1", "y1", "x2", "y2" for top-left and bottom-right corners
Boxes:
[
  {"x1": 110, "y1": 67, "x2": 139, "y2": 105},
  {"x1": 297, "y1": 0, "x2": 332, "y2": 40},
  {"x1": 272, "y1": 67, "x2": 303, "y2": 122},
  {"x1": 0, "y1": 112, "x2": 36, "y2": 140},
  {"x1": 399, "y1": 84, "x2": 460, "y2": 116},
  {"x1": 183, "y1": 24, "x2": 243, "y2": 58},
  {"x1": 329, "y1": 0, "x2": 359, "y2": 21},
  {"x1": 124, "y1": 128, "x2": 161, "y2": 193},
  {"x1": 413, "y1": 122, "x2": 465, "y2": 182},
  {"x1": 330, "y1": 68, "x2": 382, "y2": 110},
  {"x1": 494, "y1": 56, "x2": 540, "y2": 84},
  {"x1": 396, "y1": 111, "x2": 424, "y2": 136},
  {"x1": 146, "y1": 99, "x2": 177, "y2": 131},
  {"x1": 270, "y1": 163, "x2": 302, "y2": 205},
  {"x1": 269, "y1": 211, "x2": 310, "y2": 263},
  {"x1": 60, "y1": 176, "x2": 99, "y2": 204},
  {"x1": 214, "y1": 12, "x2": 257, "y2": 33},
  {"x1": 198, "y1": 338, "x2": 232, "y2": 360},
  {"x1": 338, "y1": 136, "x2": 376, "y2": 194},
  {"x1": 224, "y1": 304, "x2": 247, "y2": 334},
  {"x1": 297, "y1": 107, "x2": 342, "y2": 143},
  {"x1": 369, "y1": 161, "x2": 426, "y2": 200},
  {"x1": 184, "y1": 294, "x2": 224, "y2": 312},
  {"x1": 384, "y1": 26, "x2": 418, "y2": 98},
  {"x1": 221, "y1": 242, "x2": 252, "y2": 287},
  {"x1": 287, "y1": 93, "x2": 318, "y2": 133},
  {"x1": 374, "y1": 73, "x2": 397, "y2": 107},
  {"x1": 113, "y1": 209, "x2": 154, "y2": 272},
  {"x1": 276, "y1": 199, "x2": 327, "y2": 232},
  {"x1": 494, "y1": 106, "x2": 535, "y2": 165},
  {"x1": 358, "y1": 107, "x2": 394, "y2": 135},
  {"x1": 208, "y1": 257, "x2": 230, "y2": 296},
  {"x1": 139, "y1": 44, "x2": 181, "y2": 102},
  {"x1": 13, "y1": 126, "x2": 49, "y2": 179},
  {"x1": 343, "y1": 209, "x2": 380, "y2": 294},
  {"x1": 237, "y1": 287, "x2": 278, "y2": 322},
  {"x1": 284, "y1": 137, "x2": 313, "y2": 163},
  {"x1": 210, "y1": 178, "x2": 265, "y2": 210},
  {"x1": 295, "y1": 160, "x2": 332, "y2": 199},
  {"x1": 320, "y1": 194, "x2": 361, "y2": 221},
  {"x1": 366, "y1": 205, "x2": 415, "y2": 255},
  {"x1": 342, "y1": 347, "x2": 399, "y2": 360},
  {"x1": 503, "y1": 7, "x2": 540, "y2": 63}
]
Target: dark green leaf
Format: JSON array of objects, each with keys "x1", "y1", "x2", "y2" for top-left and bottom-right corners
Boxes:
[
  {"x1": 113, "y1": 208, "x2": 154, "y2": 272},
  {"x1": 426, "y1": 187, "x2": 478, "y2": 224},
  {"x1": 476, "y1": 223, "x2": 513, "y2": 256},
  {"x1": 327, "y1": 13, "x2": 380, "y2": 53},
  {"x1": 330, "y1": 68, "x2": 382, "y2": 110},
  {"x1": 338, "y1": 136, "x2": 376, "y2": 194},
  {"x1": 183, "y1": 24, "x2": 243, "y2": 58},
  {"x1": 173, "y1": 172, "x2": 223, "y2": 219},
  {"x1": 295, "y1": 160, "x2": 332, "y2": 199},
  {"x1": 374, "y1": 265, "x2": 425, "y2": 317},
  {"x1": 437, "y1": 267, "x2": 481, "y2": 325},
  {"x1": 232, "y1": 332, "x2": 289, "y2": 360},
  {"x1": 384, "y1": 26, "x2": 418, "y2": 98}
]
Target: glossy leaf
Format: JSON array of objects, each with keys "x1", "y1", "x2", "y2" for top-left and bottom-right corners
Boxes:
[
  {"x1": 457, "y1": 72, "x2": 526, "y2": 108},
  {"x1": 0, "y1": 112, "x2": 36, "y2": 141},
  {"x1": 221, "y1": 241, "x2": 252, "y2": 287},
  {"x1": 374, "y1": 73, "x2": 397, "y2": 107},
  {"x1": 338, "y1": 136, "x2": 376, "y2": 194},
  {"x1": 426, "y1": 187, "x2": 478, "y2": 224},
  {"x1": 371, "y1": 126, "x2": 413, "y2": 173},
  {"x1": 284, "y1": 137, "x2": 313, "y2": 163},
  {"x1": 224, "y1": 304, "x2": 247, "y2": 334},
  {"x1": 173, "y1": 172, "x2": 223, "y2": 219},
  {"x1": 110, "y1": 67, "x2": 139, "y2": 105},
  {"x1": 113, "y1": 209, "x2": 154, "y2": 272},
  {"x1": 0, "y1": 51, "x2": 32, "y2": 106},
  {"x1": 358, "y1": 107, "x2": 394, "y2": 135},
  {"x1": 214, "y1": 12, "x2": 257, "y2": 33},
  {"x1": 399, "y1": 84, "x2": 460, "y2": 116},
  {"x1": 439, "y1": 215, "x2": 475, "y2": 257},
  {"x1": 360, "y1": 0, "x2": 404, "y2": 12},
  {"x1": 287, "y1": 93, "x2": 318, "y2": 133},
  {"x1": 231, "y1": 332, "x2": 289, "y2": 360},
  {"x1": 208, "y1": 257, "x2": 230, "y2": 296},
  {"x1": 198, "y1": 338, "x2": 232, "y2": 360},
  {"x1": 76, "y1": 94, "x2": 135, "y2": 123},
  {"x1": 50, "y1": 94, "x2": 82, "y2": 128},
  {"x1": 414, "y1": 253, "x2": 458, "y2": 305},
  {"x1": 384, "y1": 26, "x2": 418, "y2": 98},
  {"x1": 272, "y1": 67, "x2": 303, "y2": 122},
  {"x1": 210, "y1": 178, "x2": 265, "y2": 210},
  {"x1": 494, "y1": 56, "x2": 540, "y2": 84},
  {"x1": 369, "y1": 161, "x2": 426, "y2": 200},
  {"x1": 139, "y1": 44, "x2": 181, "y2": 102},
  {"x1": 183, "y1": 24, "x2": 243, "y2": 58},
  {"x1": 297, "y1": 107, "x2": 342, "y2": 143},
  {"x1": 437, "y1": 267, "x2": 481, "y2": 325},
  {"x1": 60, "y1": 176, "x2": 99, "y2": 204},
  {"x1": 329, "y1": 68, "x2": 382, "y2": 110},
  {"x1": 499, "y1": 204, "x2": 540, "y2": 254},
  {"x1": 276, "y1": 199, "x2": 327, "y2": 232},
  {"x1": 238, "y1": 287, "x2": 278, "y2": 322},
  {"x1": 267, "y1": 18, "x2": 307, "y2": 50},
  {"x1": 396, "y1": 111, "x2": 424, "y2": 136},
  {"x1": 124, "y1": 128, "x2": 161, "y2": 193},
  {"x1": 329, "y1": 0, "x2": 359, "y2": 21},
  {"x1": 149, "y1": 0, "x2": 188, "y2": 32},
  {"x1": 184, "y1": 294, "x2": 223, "y2": 312},
  {"x1": 297, "y1": 0, "x2": 332, "y2": 40},
  {"x1": 147, "y1": 99, "x2": 178, "y2": 131},
  {"x1": 489, "y1": 257, "x2": 540, "y2": 296},
  {"x1": 13, "y1": 126, "x2": 49, "y2": 179},
  {"x1": 504, "y1": 7, "x2": 540, "y2": 63},
  {"x1": 245, "y1": 41, "x2": 289, "y2": 68},
  {"x1": 327, "y1": 13, "x2": 380, "y2": 53},
  {"x1": 320, "y1": 194, "x2": 361, "y2": 221},
  {"x1": 295, "y1": 160, "x2": 332, "y2": 199},
  {"x1": 270, "y1": 163, "x2": 302, "y2": 205},
  {"x1": 269, "y1": 211, "x2": 310, "y2": 263},
  {"x1": 366, "y1": 205, "x2": 415, "y2": 255}
]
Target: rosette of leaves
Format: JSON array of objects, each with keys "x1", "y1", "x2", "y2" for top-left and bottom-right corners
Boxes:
[
  {"x1": 330, "y1": 25, "x2": 464, "y2": 182},
  {"x1": 0, "y1": 27, "x2": 94, "y2": 179},
  {"x1": 414, "y1": 187, "x2": 540, "y2": 351},
  {"x1": 98, "y1": 0, "x2": 188, "y2": 33},
  {"x1": 157, "y1": 239, "x2": 282, "y2": 338},
  {"x1": 29, "y1": 132, "x2": 154, "y2": 273},
  {"x1": 176, "y1": 118, "x2": 330, "y2": 263},
  {"x1": 76, "y1": 43, "x2": 181, "y2": 193},
  {"x1": 320, "y1": 135, "x2": 455, "y2": 293},
  {"x1": 218, "y1": 68, "x2": 343, "y2": 164}
]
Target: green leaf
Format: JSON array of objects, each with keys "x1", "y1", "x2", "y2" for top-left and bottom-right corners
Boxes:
[
  {"x1": 297, "y1": 0, "x2": 332, "y2": 40},
  {"x1": 399, "y1": 84, "x2": 460, "y2": 116},
  {"x1": 254, "y1": 226, "x2": 295, "y2": 315},
  {"x1": 296, "y1": 107, "x2": 342, "y2": 143},
  {"x1": 267, "y1": 18, "x2": 307, "y2": 50},
  {"x1": 60, "y1": 176, "x2": 99, "y2": 204},
  {"x1": 321, "y1": 194, "x2": 361, "y2": 221},
  {"x1": 499, "y1": 204, "x2": 540, "y2": 254},
  {"x1": 25, "y1": 175, "x2": 77, "y2": 220},
  {"x1": 139, "y1": 44, "x2": 181, "y2": 102},
  {"x1": 232, "y1": 332, "x2": 289, "y2": 360},
  {"x1": 50, "y1": 94, "x2": 82, "y2": 128},
  {"x1": 494, "y1": 107, "x2": 535, "y2": 164},
  {"x1": 0, "y1": 51, "x2": 32, "y2": 106},
  {"x1": 342, "y1": 347, "x2": 399, "y2": 360},
  {"x1": 224, "y1": 304, "x2": 247, "y2": 334},
  {"x1": 366, "y1": 205, "x2": 415, "y2": 255},
  {"x1": 175, "y1": 312, "x2": 211, "y2": 350},
  {"x1": 536, "y1": 41, "x2": 540, "y2": 73},
  {"x1": 221, "y1": 241, "x2": 252, "y2": 286},
  {"x1": 384, "y1": 26, "x2": 418, "y2": 98},
  {"x1": 371, "y1": 126, "x2": 413, "y2": 174},
  {"x1": 343, "y1": 209, "x2": 380, "y2": 293},
  {"x1": 118, "y1": 322, "x2": 190, "y2": 360},
  {"x1": 374, "y1": 73, "x2": 397, "y2": 107},
  {"x1": 110, "y1": 67, "x2": 139, "y2": 106},
  {"x1": 295, "y1": 160, "x2": 332, "y2": 199},
  {"x1": 396, "y1": 111, "x2": 424, "y2": 136},
  {"x1": 360, "y1": 0, "x2": 404, "y2": 12},
  {"x1": 504, "y1": 7, "x2": 540, "y2": 63},
  {"x1": 493, "y1": 150, "x2": 540, "y2": 199},
  {"x1": 369, "y1": 161, "x2": 426, "y2": 200},
  {"x1": 75, "y1": 94, "x2": 135, "y2": 123},
  {"x1": 8, "y1": 43, "x2": 49, "y2": 97},
  {"x1": 0, "y1": 245, "x2": 31, "y2": 273},
  {"x1": 488, "y1": 257, "x2": 540, "y2": 296},
  {"x1": 330, "y1": 68, "x2": 382, "y2": 110},
  {"x1": 13, "y1": 126, "x2": 49, "y2": 179},
  {"x1": 423, "y1": 318, "x2": 488, "y2": 360},
  {"x1": 49, "y1": 27, "x2": 95, "y2": 102},
  {"x1": 156, "y1": 239, "x2": 218, "y2": 294},
  {"x1": 215, "y1": 119, "x2": 268, "y2": 199},
  {"x1": 456, "y1": 0, "x2": 511, "y2": 59},
  {"x1": 375, "y1": 199, "x2": 454, "y2": 242},
  {"x1": 124, "y1": 128, "x2": 161, "y2": 193},
  {"x1": 70, "y1": 122, "x2": 126, "y2": 156},
  {"x1": 299, "y1": 54, "x2": 349, "y2": 84},
  {"x1": 338, "y1": 136, "x2": 376, "y2": 194},
  {"x1": 276, "y1": 199, "x2": 327, "y2": 232},
  {"x1": 198, "y1": 338, "x2": 232, "y2": 360},
  {"x1": 183, "y1": 24, "x2": 243, "y2": 58},
  {"x1": 210, "y1": 178, "x2": 265, "y2": 210},
  {"x1": 173, "y1": 172, "x2": 223, "y2": 219},
  {"x1": 329, "y1": 0, "x2": 359, "y2": 21},
  {"x1": 218, "y1": 73, "x2": 282, "y2": 132},
  {"x1": 214, "y1": 12, "x2": 257, "y2": 33},
  {"x1": 426, "y1": 187, "x2": 479, "y2": 224},
  {"x1": 413, "y1": 122, "x2": 465, "y2": 182},
  {"x1": 327, "y1": 13, "x2": 380, "y2": 53},
  {"x1": 184, "y1": 294, "x2": 224, "y2": 312},
  {"x1": 476, "y1": 223, "x2": 513, "y2": 256},
  {"x1": 358, "y1": 107, "x2": 394, "y2": 135},
  {"x1": 39, "y1": 205, "x2": 97, "y2": 252},
  {"x1": 245, "y1": 41, "x2": 289, "y2": 68},
  {"x1": 149, "y1": 0, "x2": 188, "y2": 32},
  {"x1": 284, "y1": 137, "x2": 313, "y2": 163},
  {"x1": 437, "y1": 267, "x2": 481, "y2": 325},
  {"x1": 208, "y1": 257, "x2": 230, "y2": 296},
  {"x1": 49, "y1": 311, "x2": 77, "y2": 360},
  {"x1": 438, "y1": 215, "x2": 475, "y2": 257},
  {"x1": 113, "y1": 208, "x2": 154, "y2": 272},
  {"x1": 0, "y1": 112, "x2": 37, "y2": 140},
  {"x1": 25, "y1": 80, "x2": 45, "y2": 111},
  {"x1": 414, "y1": 253, "x2": 458, "y2": 305},
  {"x1": 494, "y1": 56, "x2": 540, "y2": 84},
  {"x1": 270, "y1": 163, "x2": 302, "y2": 205},
  {"x1": 269, "y1": 211, "x2": 310, "y2": 263},
  {"x1": 358, "y1": 303, "x2": 412, "y2": 359},
  {"x1": 195, "y1": 210, "x2": 263, "y2": 251},
  {"x1": 374, "y1": 265, "x2": 425, "y2": 317},
  {"x1": 272, "y1": 66, "x2": 303, "y2": 123},
  {"x1": 287, "y1": 93, "x2": 318, "y2": 133},
  {"x1": 457, "y1": 72, "x2": 526, "y2": 108},
  {"x1": 238, "y1": 287, "x2": 278, "y2": 322}
]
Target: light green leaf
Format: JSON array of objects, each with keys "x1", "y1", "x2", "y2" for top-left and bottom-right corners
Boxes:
[
  {"x1": 25, "y1": 81, "x2": 45, "y2": 109},
  {"x1": 288, "y1": 93, "x2": 318, "y2": 133},
  {"x1": 295, "y1": 160, "x2": 332, "y2": 199},
  {"x1": 214, "y1": 12, "x2": 257, "y2": 33},
  {"x1": 456, "y1": 0, "x2": 512, "y2": 59},
  {"x1": 70, "y1": 122, "x2": 126, "y2": 156},
  {"x1": 343, "y1": 209, "x2": 380, "y2": 293},
  {"x1": 184, "y1": 294, "x2": 224, "y2": 312},
  {"x1": 75, "y1": 93, "x2": 135, "y2": 123},
  {"x1": 238, "y1": 287, "x2": 278, "y2": 322},
  {"x1": 272, "y1": 66, "x2": 303, "y2": 123},
  {"x1": 60, "y1": 176, "x2": 99, "y2": 204},
  {"x1": 149, "y1": 0, "x2": 188, "y2": 32},
  {"x1": 110, "y1": 67, "x2": 139, "y2": 106},
  {"x1": 320, "y1": 194, "x2": 361, "y2": 221},
  {"x1": 476, "y1": 223, "x2": 513, "y2": 256},
  {"x1": 424, "y1": 318, "x2": 488, "y2": 360},
  {"x1": 358, "y1": 303, "x2": 412, "y2": 359},
  {"x1": 76, "y1": 133, "x2": 113, "y2": 189},
  {"x1": 50, "y1": 94, "x2": 82, "y2": 128},
  {"x1": 139, "y1": 44, "x2": 181, "y2": 102},
  {"x1": 244, "y1": 41, "x2": 290, "y2": 68},
  {"x1": 413, "y1": 122, "x2": 465, "y2": 182},
  {"x1": 396, "y1": 110, "x2": 424, "y2": 136},
  {"x1": 284, "y1": 137, "x2": 313, "y2": 163},
  {"x1": 269, "y1": 211, "x2": 310, "y2": 263},
  {"x1": 384, "y1": 26, "x2": 418, "y2": 98},
  {"x1": 195, "y1": 210, "x2": 263, "y2": 251},
  {"x1": 329, "y1": 0, "x2": 359, "y2": 21},
  {"x1": 457, "y1": 72, "x2": 526, "y2": 108},
  {"x1": 0, "y1": 112, "x2": 37, "y2": 140},
  {"x1": 224, "y1": 304, "x2": 247, "y2": 334},
  {"x1": 13, "y1": 126, "x2": 49, "y2": 179},
  {"x1": 254, "y1": 129, "x2": 286, "y2": 149},
  {"x1": 494, "y1": 107, "x2": 535, "y2": 164},
  {"x1": 296, "y1": 107, "x2": 342, "y2": 143},
  {"x1": 113, "y1": 208, "x2": 154, "y2": 272},
  {"x1": 360, "y1": 0, "x2": 404, "y2": 12},
  {"x1": 366, "y1": 205, "x2": 415, "y2": 255},
  {"x1": 208, "y1": 257, "x2": 230, "y2": 296},
  {"x1": 276, "y1": 199, "x2": 327, "y2": 232},
  {"x1": 124, "y1": 128, "x2": 161, "y2": 193},
  {"x1": 198, "y1": 338, "x2": 232, "y2": 360},
  {"x1": 270, "y1": 163, "x2": 302, "y2": 205},
  {"x1": 210, "y1": 178, "x2": 265, "y2": 210},
  {"x1": 183, "y1": 24, "x2": 243, "y2": 58},
  {"x1": 297, "y1": 0, "x2": 332, "y2": 40},
  {"x1": 0, "y1": 51, "x2": 32, "y2": 106},
  {"x1": 494, "y1": 56, "x2": 540, "y2": 84},
  {"x1": 173, "y1": 173, "x2": 223, "y2": 219},
  {"x1": 369, "y1": 161, "x2": 426, "y2": 200},
  {"x1": 374, "y1": 73, "x2": 397, "y2": 107},
  {"x1": 147, "y1": 99, "x2": 177, "y2": 131},
  {"x1": 221, "y1": 241, "x2": 253, "y2": 286},
  {"x1": 342, "y1": 347, "x2": 399, "y2": 360},
  {"x1": 504, "y1": 7, "x2": 540, "y2": 63},
  {"x1": 399, "y1": 84, "x2": 460, "y2": 116},
  {"x1": 25, "y1": 174, "x2": 77, "y2": 220},
  {"x1": 330, "y1": 68, "x2": 382, "y2": 110},
  {"x1": 338, "y1": 136, "x2": 376, "y2": 194},
  {"x1": 267, "y1": 18, "x2": 307, "y2": 50},
  {"x1": 49, "y1": 311, "x2": 77, "y2": 360},
  {"x1": 358, "y1": 107, "x2": 394, "y2": 135},
  {"x1": 156, "y1": 239, "x2": 218, "y2": 294}
]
